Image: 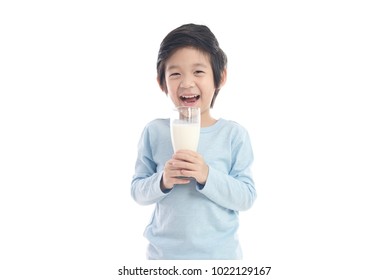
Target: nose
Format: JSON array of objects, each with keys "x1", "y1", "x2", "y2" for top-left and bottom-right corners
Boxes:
[{"x1": 179, "y1": 75, "x2": 195, "y2": 88}]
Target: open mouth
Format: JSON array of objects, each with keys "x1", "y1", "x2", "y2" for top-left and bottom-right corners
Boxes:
[{"x1": 180, "y1": 95, "x2": 200, "y2": 104}]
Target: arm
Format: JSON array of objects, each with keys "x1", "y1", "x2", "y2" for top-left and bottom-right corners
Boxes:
[
  {"x1": 131, "y1": 126, "x2": 168, "y2": 205},
  {"x1": 198, "y1": 130, "x2": 256, "y2": 211},
  {"x1": 131, "y1": 172, "x2": 167, "y2": 205},
  {"x1": 171, "y1": 128, "x2": 256, "y2": 211},
  {"x1": 198, "y1": 165, "x2": 256, "y2": 211}
]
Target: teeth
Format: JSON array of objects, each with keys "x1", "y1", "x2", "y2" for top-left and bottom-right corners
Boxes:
[{"x1": 181, "y1": 95, "x2": 197, "y2": 99}]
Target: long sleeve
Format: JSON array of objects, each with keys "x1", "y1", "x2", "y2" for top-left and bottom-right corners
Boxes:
[
  {"x1": 131, "y1": 120, "x2": 171, "y2": 205},
  {"x1": 197, "y1": 127, "x2": 256, "y2": 211},
  {"x1": 130, "y1": 118, "x2": 256, "y2": 260},
  {"x1": 131, "y1": 171, "x2": 166, "y2": 205}
]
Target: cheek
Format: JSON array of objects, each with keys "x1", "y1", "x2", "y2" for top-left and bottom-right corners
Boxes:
[
  {"x1": 166, "y1": 87, "x2": 176, "y2": 98},
  {"x1": 199, "y1": 80, "x2": 217, "y2": 94},
  {"x1": 166, "y1": 80, "x2": 179, "y2": 92}
]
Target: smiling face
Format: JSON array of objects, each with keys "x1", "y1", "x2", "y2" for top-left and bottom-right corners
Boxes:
[{"x1": 163, "y1": 47, "x2": 226, "y2": 127}]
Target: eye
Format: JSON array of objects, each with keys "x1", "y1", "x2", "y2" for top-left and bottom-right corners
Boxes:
[
  {"x1": 169, "y1": 72, "x2": 181, "y2": 78},
  {"x1": 194, "y1": 70, "x2": 205, "y2": 76}
]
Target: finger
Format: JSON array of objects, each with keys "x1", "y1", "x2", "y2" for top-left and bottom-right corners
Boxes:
[
  {"x1": 174, "y1": 164, "x2": 197, "y2": 175},
  {"x1": 166, "y1": 167, "x2": 189, "y2": 179},
  {"x1": 175, "y1": 149, "x2": 197, "y2": 156},
  {"x1": 166, "y1": 160, "x2": 186, "y2": 171},
  {"x1": 173, "y1": 150, "x2": 199, "y2": 161},
  {"x1": 172, "y1": 177, "x2": 191, "y2": 185}
]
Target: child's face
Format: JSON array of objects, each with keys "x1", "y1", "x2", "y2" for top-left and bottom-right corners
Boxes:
[{"x1": 164, "y1": 47, "x2": 217, "y2": 117}]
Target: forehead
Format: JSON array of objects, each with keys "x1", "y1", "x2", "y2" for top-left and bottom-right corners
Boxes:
[{"x1": 165, "y1": 47, "x2": 211, "y2": 69}]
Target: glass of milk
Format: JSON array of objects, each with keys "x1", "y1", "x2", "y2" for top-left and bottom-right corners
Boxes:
[{"x1": 170, "y1": 106, "x2": 201, "y2": 152}]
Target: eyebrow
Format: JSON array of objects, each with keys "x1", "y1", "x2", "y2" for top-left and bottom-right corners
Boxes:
[{"x1": 166, "y1": 63, "x2": 209, "y2": 71}]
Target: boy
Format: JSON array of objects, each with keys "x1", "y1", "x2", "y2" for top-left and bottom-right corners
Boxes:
[{"x1": 131, "y1": 23, "x2": 256, "y2": 259}]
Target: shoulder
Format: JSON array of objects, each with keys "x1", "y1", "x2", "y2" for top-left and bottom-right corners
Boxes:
[
  {"x1": 218, "y1": 119, "x2": 250, "y2": 136},
  {"x1": 204, "y1": 119, "x2": 252, "y2": 148},
  {"x1": 143, "y1": 118, "x2": 169, "y2": 132},
  {"x1": 138, "y1": 118, "x2": 170, "y2": 142},
  {"x1": 210, "y1": 119, "x2": 254, "y2": 158}
]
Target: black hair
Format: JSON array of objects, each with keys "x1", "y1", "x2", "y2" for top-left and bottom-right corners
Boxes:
[{"x1": 157, "y1": 23, "x2": 227, "y2": 108}]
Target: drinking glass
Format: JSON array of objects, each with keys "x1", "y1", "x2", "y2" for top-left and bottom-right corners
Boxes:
[{"x1": 170, "y1": 106, "x2": 201, "y2": 152}]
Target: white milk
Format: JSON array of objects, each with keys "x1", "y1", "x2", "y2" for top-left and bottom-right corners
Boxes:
[{"x1": 171, "y1": 122, "x2": 200, "y2": 152}]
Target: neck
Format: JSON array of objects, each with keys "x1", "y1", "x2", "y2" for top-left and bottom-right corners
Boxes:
[{"x1": 201, "y1": 113, "x2": 217, "y2": 127}]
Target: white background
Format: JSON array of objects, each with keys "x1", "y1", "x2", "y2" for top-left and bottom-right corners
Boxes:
[{"x1": 1, "y1": 0, "x2": 388, "y2": 279}]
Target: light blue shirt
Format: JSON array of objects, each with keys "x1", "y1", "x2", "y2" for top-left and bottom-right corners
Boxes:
[{"x1": 131, "y1": 118, "x2": 256, "y2": 259}]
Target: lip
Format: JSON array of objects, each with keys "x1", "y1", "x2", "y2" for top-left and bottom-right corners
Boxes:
[
  {"x1": 179, "y1": 99, "x2": 199, "y2": 107},
  {"x1": 179, "y1": 94, "x2": 200, "y2": 107}
]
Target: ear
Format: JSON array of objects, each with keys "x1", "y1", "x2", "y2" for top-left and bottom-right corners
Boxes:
[
  {"x1": 156, "y1": 76, "x2": 163, "y2": 91},
  {"x1": 220, "y1": 68, "x2": 227, "y2": 87},
  {"x1": 156, "y1": 76, "x2": 168, "y2": 93}
]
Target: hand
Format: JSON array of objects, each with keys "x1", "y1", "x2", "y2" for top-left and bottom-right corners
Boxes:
[
  {"x1": 161, "y1": 150, "x2": 209, "y2": 190},
  {"x1": 171, "y1": 150, "x2": 209, "y2": 185}
]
